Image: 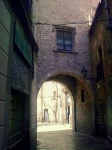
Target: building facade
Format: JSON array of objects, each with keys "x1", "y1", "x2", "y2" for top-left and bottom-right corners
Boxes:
[
  {"x1": 0, "y1": 0, "x2": 38, "y2": 149},
  {"x1": 89, "y1": 0, "x2": 112, "y2": 140},
  {"x1": 32, "y1": 0, "x2": 100, "y2": 135},
  {"x1": 37, "y1": 81, "x2": 72, "y2": 126}
]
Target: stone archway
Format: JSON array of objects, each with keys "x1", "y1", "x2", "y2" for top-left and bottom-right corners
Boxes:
[
  {"x1": 37, "y1": 69, "x2": 94, "y2": 100},
  {"x1": 37, "y1": 81, "x2": 74, "y2": 126},
  {"x1": 37, "y1": 70, "x2": 95, "y2": 135}
]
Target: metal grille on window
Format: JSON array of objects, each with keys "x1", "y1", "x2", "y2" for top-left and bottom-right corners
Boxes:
[{"x1": 11, "y1": 51, "x2": 30, "y2": 94}]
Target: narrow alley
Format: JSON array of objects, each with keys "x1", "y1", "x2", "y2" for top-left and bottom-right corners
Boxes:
[
  {"x1": 1, "y1": 0, "x2": 112, "y2": 149},
  {"x1": 37, "y1": 124, "x2": 112, "y2": 150}
]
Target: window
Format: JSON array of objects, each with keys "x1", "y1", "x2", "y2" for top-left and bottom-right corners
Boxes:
[
  {"x1": 56, "y1": 30, "x2": 72, "y2": 51},
  {"x1": 97, "y1": 47, "x2": 104, "y2": 82},
  {"x1": 81, "y1": 89, "x2": 85, "y2": 102}
]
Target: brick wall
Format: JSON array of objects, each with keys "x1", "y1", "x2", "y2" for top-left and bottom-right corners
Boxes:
[
  {"x1": 91, "y1": 0, "x2": 100, "y2": 16},
  {"x1": 32, "y1": 0, "x2": 92, "y2": 83},
  {"x1": 76, "y1": 81, "x2": 93, "y2": 134},
  {"x1": 92, "y1": 0, "x2": 100, "y2": 8},
  {"x1": 89, "y1": 0, "x2": 112, "y2": 138},
  {"x1": 32, "y1": 0, "x2": 94, "y2": 134}
]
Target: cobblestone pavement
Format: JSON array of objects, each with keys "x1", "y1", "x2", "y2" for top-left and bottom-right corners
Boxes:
[{"x1": 37, "y1": 124, "x2": 112, "y2": 150}]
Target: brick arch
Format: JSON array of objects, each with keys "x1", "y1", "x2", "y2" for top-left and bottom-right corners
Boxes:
[{"x1": 37, "y1": 69, "x2": 94, "y2": 101}]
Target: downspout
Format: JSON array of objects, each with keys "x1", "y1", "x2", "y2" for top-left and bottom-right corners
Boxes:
[{"x1": 104, "y1": 0, "x2": 112, "y2": 30}]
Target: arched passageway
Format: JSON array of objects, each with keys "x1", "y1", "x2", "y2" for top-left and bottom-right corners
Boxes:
[
  {"x1": 37, "y1": 81, "x2": 73, "y2": 127},
  {"x1": 37, "y1": 72, "x2": 94, "y2": 135}
]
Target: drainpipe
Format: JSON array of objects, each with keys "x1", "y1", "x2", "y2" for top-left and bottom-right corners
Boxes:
[{"x1": 104, "y1": 0, "x2": 112, "y2": 30}]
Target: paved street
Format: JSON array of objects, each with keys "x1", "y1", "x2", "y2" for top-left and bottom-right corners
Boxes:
[{"x1": 37, "y1": 124, "x2": 112, "y2": 150}]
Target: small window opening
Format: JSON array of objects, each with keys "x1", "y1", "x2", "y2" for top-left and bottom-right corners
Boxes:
[
  {"x1": 97, "y1": 47, "x2": 104, "y2": 82},
  {"x1": 81, "y1": 89, "x2": 85, "y2": 102}
]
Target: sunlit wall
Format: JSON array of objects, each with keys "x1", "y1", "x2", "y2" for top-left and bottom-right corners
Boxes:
[{"x1": 37, "y1": 81, "x2": 72, "y2": 126}]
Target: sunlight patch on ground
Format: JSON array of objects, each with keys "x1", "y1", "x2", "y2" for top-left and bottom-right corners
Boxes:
[{"x1": 37, "y1": 123, "x2": 72, "y2": 132}]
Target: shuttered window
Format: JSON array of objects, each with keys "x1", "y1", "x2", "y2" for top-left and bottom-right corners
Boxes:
[{"x1": 11, "y1": 51, "x2": 30, "y2": 94}]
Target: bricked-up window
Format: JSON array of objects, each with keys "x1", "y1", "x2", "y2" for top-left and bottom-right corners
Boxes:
[
  {"x1": 81, "y1": 89, "x2": 85, "y2": 102},
  {"x1": 57, "y1": 30, "x2": 72, "y2": 51},
  {"x1": 97, "y1": 47, "x2": 104, "y2": 82}
]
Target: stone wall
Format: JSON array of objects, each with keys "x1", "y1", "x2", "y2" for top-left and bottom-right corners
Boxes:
[
  {"x1": 91, "y1": 0, "x2": 101, "y2": 21},
  {"x1": 0, "y1": 0, "x2": 38, "y2": 149},
  {"x1": 0, "y1": 1, "x2": 11, "y2": 149},
  {"x1": 32, "y1": 0, "x2": 95, "y2": 134},
  {"x1": 89, "y1": 0, "x2": 112, "y2": 138},
  {"x1": 76, "y1": 81, "x2": 93, "y2": 134},
  {"x1": 32, "y1": 0, "x2": 92, "y2": 85}
]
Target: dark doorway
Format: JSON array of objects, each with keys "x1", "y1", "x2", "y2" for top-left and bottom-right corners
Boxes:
[
  {"x1": 66, "y1": 106, "x2": 70, "y2": 124},
  {"x1": 9, "y1": 89, "x2": 29, "y2": 150},
  {"x1": 44, "y1": 109, "x2": 49, "y2": 122},
  {"x1": 68, "y1": 106, "x2": 70, "y2": 124}
]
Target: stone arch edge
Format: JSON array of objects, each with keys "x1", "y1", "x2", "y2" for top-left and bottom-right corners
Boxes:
[
  {"x1": 36, "y1": 69, "x2": 95, "y2": 134},
  {"x1": 37, "y1": 70, "x2": 94, "y2": 100}
]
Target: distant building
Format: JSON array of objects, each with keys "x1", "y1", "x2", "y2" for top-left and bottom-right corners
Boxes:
[{"x1": 37, "y1": 82, "x2": 72, "y2": 127}]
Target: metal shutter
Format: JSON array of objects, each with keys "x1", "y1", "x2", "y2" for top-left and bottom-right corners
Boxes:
[{"x1": 11, "y1": 51, "x2": 30, "y2": 94}]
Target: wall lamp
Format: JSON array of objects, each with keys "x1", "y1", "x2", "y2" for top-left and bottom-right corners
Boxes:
[{"x1": 81, "y1": 67, "x2": 96, "y2": 81}]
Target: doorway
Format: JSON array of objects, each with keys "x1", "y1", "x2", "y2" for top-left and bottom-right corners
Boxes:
[
  {"x1": 9, "y1": 89, "x2": 29, "y2": 150},
  {"x1": 44, "y1": 109, "x2": 49, "y2": 122},
  {"x1": 67, "y1": 106, "x2": 70, "y2": 124}
]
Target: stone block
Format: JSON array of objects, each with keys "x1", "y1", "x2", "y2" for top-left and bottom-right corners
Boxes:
[
  {"x1": 0, "y1": 23, "x2": 10, "y2": 55},
  {"x1": 29, "y1": 116, "x2": 37, "y2": 130},
  {"x1": 0, "y1": 126, "x2": 4, "y2": 150},
  {"x1": 0, "y1": 75, "x2": 6, "y2": 101},
  {"x1": 31, "y1": 92, "x2": 37, "y2": 105},
  {"x1": 0, "y1": 48, "x2": 8, "y2": 76},
  {"x1": 32, "y1": 81, "x2": 37, "y2": 94},
  {"x1": 32, "y1": 72, "x2": 37, "y2": 84},
  {"x1": 30, "y1": 103, "x2": 37, "y2": 117},
  {"x1": 0, "y1": 101, "x2": 5, "y2": 126},
  {"x1": 2, "y1": 121, "x2": 9, "y2": 149},
  {"x1": 0, "y1": 0, "x2": 11, "y2": 33}
]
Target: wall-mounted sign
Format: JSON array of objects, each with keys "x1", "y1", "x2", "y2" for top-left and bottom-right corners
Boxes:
[{"x1": 15, "y1": 22, "x2": 32, "y2": 65}]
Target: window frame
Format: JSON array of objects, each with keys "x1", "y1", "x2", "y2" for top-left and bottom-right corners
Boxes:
[{"x1": 55, "y1": 26, "x2": 75, "y2": 52}]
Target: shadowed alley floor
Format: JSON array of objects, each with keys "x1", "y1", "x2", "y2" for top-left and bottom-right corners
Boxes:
[{"x1": 37, "y1": 124, "x2": 112, "y2": 150}]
